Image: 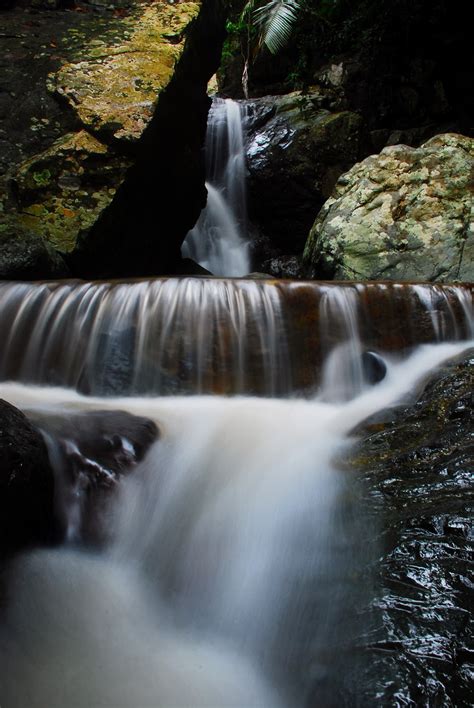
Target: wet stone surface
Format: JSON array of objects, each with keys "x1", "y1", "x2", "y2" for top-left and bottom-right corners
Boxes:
[{"x1": 349, "y1": 351, "x2": 473, "y2": 706}]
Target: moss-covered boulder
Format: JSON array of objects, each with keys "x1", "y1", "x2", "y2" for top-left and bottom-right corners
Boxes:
[
  {"x1": 12, "y1": 130, "x2": 130, "y2": 253},
  {"x1": 244, "y1": 91, "x2": 365, "y2": 269},
  {"x1": 12, "y1": 131, "x2": 129, "y2": 252},
  {"x1": 303, "y1": 133, "x2": 474, "y2": 281},
  {"x1": 0, "y1": 0, "x2": 227, "y2": 279},
  {"x1": 47, "y1": 2, "x2": 200, "y2": 142}
]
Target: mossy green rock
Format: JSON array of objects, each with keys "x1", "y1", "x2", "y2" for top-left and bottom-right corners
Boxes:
[
  {"x1": 14, "y1": 131, "x2": 129, "y2": 252},
  {"x1": 0, "y1": 0, "x2": 203, "y2": 271},
  {"x1": 303, "y1": 134, "x2": 474, "y2": 281},
  {"x1": 48, "y1": 2, "x2": 200, "y2": 142}
]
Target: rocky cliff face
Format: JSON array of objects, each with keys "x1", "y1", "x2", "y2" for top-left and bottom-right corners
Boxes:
[
  {"x1": 0, "y1": 0, "x2": 228, "y2": 278},
  {"x1": 303, "y1": 134, "x2": 474, "y2": 282}
]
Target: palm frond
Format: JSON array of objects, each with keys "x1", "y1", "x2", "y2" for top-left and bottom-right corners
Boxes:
[
  {"x1": 253, "y1": 0, "x2": 301, "y2": 54},
  {"x1": 240, "y1": 0, "x2": 258, "y2": 21}
]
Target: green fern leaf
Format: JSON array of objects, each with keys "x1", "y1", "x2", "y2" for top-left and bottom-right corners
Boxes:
[{"x1": 253, "y1": 0, "x2": 301, "y2": 54}]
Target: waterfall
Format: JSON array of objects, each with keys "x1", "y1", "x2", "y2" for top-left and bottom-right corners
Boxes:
[
  {"x1": 0, "y1": 278, "x2": 472, "y2": 706},
  {"x1": 0, "y1": 279, "x2": 471, "y2": 396},
  {"x1": 182, "y1": 99, "x2": 250, "y2": 276}
]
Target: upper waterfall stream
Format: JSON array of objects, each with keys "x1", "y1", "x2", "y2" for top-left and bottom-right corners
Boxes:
[
  {"x1": 182, "y1": 99, "x2": 250, "y2": 276},
  {"x1": 0, "y1": 278, "x2": 472, "y2": 707}
]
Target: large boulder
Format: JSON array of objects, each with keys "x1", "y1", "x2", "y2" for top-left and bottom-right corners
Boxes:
[
  {"x1": 244, "y1": 91, "x2": 365, "y2": 270},
  {"x1": 0, "y1": 0, "x2": 227, "y2": 279},
  {"x1": 303, "y1": 133, "x2": 474, "y2": 281}
]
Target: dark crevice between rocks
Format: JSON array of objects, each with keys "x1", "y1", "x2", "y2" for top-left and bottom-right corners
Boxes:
[{"x1": 67, "y1": 0, "x2": 229, "y2": 279}]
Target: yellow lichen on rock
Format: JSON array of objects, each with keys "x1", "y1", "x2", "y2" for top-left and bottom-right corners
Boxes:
[
  {"x1": 14, "y1": 130, "x2": 130, "y2": 251},
  {"x1": 49, "y1": 2, "x2": 201, "y2": 141}
]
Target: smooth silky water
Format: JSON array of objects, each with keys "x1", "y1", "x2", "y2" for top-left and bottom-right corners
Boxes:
[
  {"x1": 182, "y1": 99, "x2": 250, "y2": 276},
  {"x1": 0, "y1": 279, "x2": 472, "y2": 707}
]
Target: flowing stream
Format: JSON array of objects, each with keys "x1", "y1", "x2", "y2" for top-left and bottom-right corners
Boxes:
[
  {"x1": 182, "y1": 99, "x2": 250, "y2": 276},
  {"x1": 0, "y1": 279, "x2": 472, "y2": 707}
]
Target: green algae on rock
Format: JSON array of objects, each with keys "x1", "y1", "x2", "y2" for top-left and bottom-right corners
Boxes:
[
  {"x1": 48, "y1": 2, "x2": 201, "y2": 142},
  {"x1": 14, "y1": 131, "x2": 129, "y2": 252},
  {"x1": 0, "y1": 0, "x2": 220, "y2": 277},
  {"x1": 303, "y1": 133, "x2": 474, "y2": 282}
]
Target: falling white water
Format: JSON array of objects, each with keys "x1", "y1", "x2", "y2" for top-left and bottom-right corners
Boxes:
[
  {"x1": 1, "y1": 279, "x2": 471, "y2": 397},
  {"x1": 182, "y1": 99, "x2": 250, "y2": 276},
  {"x1": 319, "y1": 286, "x2": 365, "y2": 401},
  {"x1": 0, "y1": 340, "x2": 472, "y2": 708}
]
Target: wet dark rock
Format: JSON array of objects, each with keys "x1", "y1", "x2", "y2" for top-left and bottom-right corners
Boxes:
[
  {"x1": 361, "y1": 351, "x2": 387, "y2": 385},
  {"x1": 0, "y1": 399, "x2": 57, "y2": 558},
  {"x1": 0, "y1": 396, "x2": 159, "y2": 555},
  {"x1": 30, "y1": 408, "x2": 159, "y2": 545},
  {"x1": 348, "y1": 351, "x2": 474, "y2": 706},
  {"x1": 260, "y1": 255, "x2": 303, "y2": 280},
  {"x1": 243, "y1": 92, "x2": 365, "y2": 266},
  {"x1": 0, "y1": 226, "x2": 69, "y2": 280}
]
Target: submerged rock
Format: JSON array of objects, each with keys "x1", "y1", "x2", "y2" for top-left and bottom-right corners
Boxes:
[
  {"x1": 303, "y1": 133, "x2": 474, "y2": 281},
  {"x1": 361, "y1": 350, "x2": 387, "y2": 385},
  {"x1": 349, "y1": 351, "x2": 474, "y2": 705},
  {"x1": 244, "y1": 91, "x2": 365, "y2": 265}
]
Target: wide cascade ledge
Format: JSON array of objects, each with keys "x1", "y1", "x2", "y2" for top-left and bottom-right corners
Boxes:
[{"x1": 0, "y1": 278, "x2": 472, "y2": 396}]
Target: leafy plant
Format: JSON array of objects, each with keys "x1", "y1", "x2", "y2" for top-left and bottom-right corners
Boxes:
[{"x1": 241, "y1": 0, "x2": 303, "y2": 55}]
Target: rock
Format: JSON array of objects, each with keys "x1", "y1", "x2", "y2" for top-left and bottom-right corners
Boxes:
[
  {"x1": 260, "y1": 255, "x2": 303, "y2": 279},
  {"x1": 11, "y1": 131, "x2": 129, "y2": 253},
  {"x1": 47, "y1": 2, "x2": 201, "y2": 143},
  {"x1": 31, "y1": 408, "x2": 159, "y2": 545},
  {"x1": 69, "y1": 0, "x2": 229, "y2": 278},
  {"x1": 361, "y1": 351, "x2": 387, "y2": 385},
  {"x1": 303, "y1": 133, "x2": 474, "y2": 281},
  {"x1": 0, "y1": 397, "x2": 159, "y2": 554},
  {"x1": 0, "y1": 0, "x2": 228, "y2": 278},
  {"x1": 244, "y1": 91, "x2": 365, "y2": 264},
  {"x1": 0, "y1": 225, "x2": 68, "y2": 280},
  {"x1": 349, "y1": 351, "x2": 474, "y2": 705},
  {"x1": 0, "y1": 399, "x2": 57, "y2": 558}
]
